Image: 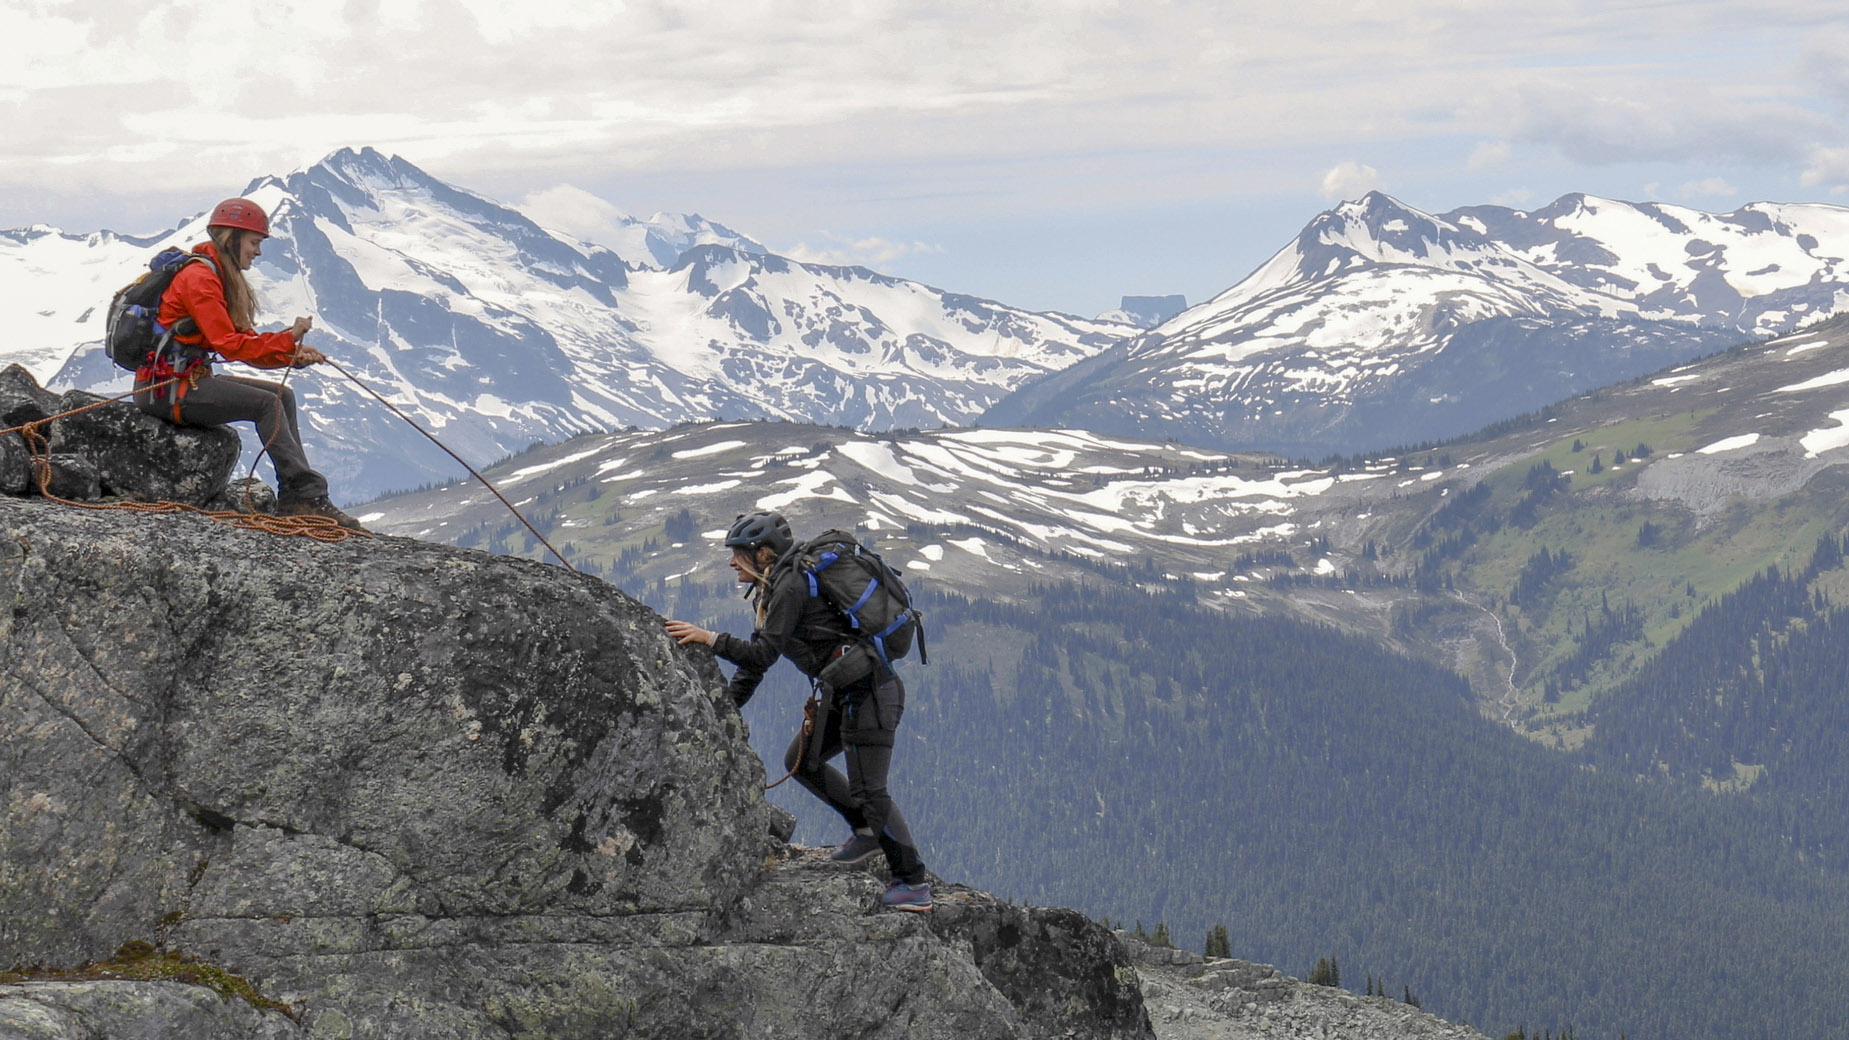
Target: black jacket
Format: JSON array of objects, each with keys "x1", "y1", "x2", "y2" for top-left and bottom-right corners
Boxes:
[{"x1": 712, "y1": 562, "x2": 853, "y2": 707}]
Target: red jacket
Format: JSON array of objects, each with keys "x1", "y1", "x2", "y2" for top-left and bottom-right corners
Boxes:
[{"x1": 155, "y1": 241, "x2": 298, "y2": 370}]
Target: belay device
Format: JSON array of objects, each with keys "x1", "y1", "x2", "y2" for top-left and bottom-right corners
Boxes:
[{"x1": 785, "y1": 529, "x2": 928, "y2": 689}]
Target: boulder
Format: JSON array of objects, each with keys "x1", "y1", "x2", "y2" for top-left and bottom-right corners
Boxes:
[
  {"x1": 38, "y1": 454, "x2": 99, "y2": 500},
  {"x1": 0, "y1": 365, "x2": 59, "y2": 495},
  {"x1": 0, "y1": 497, "x2": 1154, "y2": 1039},
  {"x1": 0, "y1": 365, "x2": 60, "y2": 428},
  {"x1": 0, "y1": 365, "x2": 239, "y2": 505},
  {"x1": 0, "y1": 432, "x2": 25, "y2": 494},
  {"x1": 204, "y1": 477, "x2": 279, "y2": 515}
]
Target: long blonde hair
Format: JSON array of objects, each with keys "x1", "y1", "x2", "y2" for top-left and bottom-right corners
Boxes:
[
  {"x1": 205, "y1": 226, "x2": 259, "y2": 332},
  {"x1": 736, "y1": 547, "x2": 776, "y2": 626}
]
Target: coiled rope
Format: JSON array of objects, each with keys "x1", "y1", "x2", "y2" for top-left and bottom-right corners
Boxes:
[
  {"x1": 0, "y1": 376, "x2": 360, "y2": 542},
  {"x1": 2, "y1": 361, "x2": 572, "y2": 567}
]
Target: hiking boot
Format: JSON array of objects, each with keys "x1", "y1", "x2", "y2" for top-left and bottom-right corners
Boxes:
[
  {"x1": 830, "y1": 831, "x2": 882, "y2": 865},
  {"x1": 279, "y1": 495, "x2": 366, "y2": 531},
  {"x1": 880, "y1": 880, "x2": 932, "y2": 913}
]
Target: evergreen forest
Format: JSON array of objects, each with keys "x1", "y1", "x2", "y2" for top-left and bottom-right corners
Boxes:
[
  {"x1": 640, "y1": 572, "x2": 1849, "y2": 1040},
  {"x1": 1586, "y1": 532, "x2": 1849, "y2": 861}
]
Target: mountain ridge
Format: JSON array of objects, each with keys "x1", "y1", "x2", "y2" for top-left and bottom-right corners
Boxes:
[
  {"x1": 364, "y1": 309, "x2": 1849, "y2": 735},
  {"x1": 986, "y1": 190, "x2": 1849, "y2": 456}
]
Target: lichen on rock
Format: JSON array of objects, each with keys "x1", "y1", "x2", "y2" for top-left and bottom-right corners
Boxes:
[{"x1": 0, "y1": 490, "x2": 1154, "y2": 1039}]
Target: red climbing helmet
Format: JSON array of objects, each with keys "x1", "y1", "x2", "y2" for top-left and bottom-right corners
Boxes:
[{"x1": 207, "y1": 197, "x2": 270, "y2": 237}]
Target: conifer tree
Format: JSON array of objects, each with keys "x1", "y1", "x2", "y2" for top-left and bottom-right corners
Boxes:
[{"x1": 1204, "y1": 923, "x2": 1231, "y2": 959}]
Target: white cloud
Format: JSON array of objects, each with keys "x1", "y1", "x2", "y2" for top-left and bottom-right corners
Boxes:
[
  {"x1": 1675, "y1": 177, "x2": 1737, "y2": 199},
  {"x1": 1467, "y1": 140, "x2": 1512, "y2": 170},
  {"x1": 783, "y1": 233, "x2": 942, "y2": 271},
  {"x1": 1491, "y1": 188, "x2": 1534, "y2": 207},
  {"x1": 1801, "y1": 146, "x2": 1849, "y2": 194},
  {"x1": 9, "y1": 1, "x2": 1832, "y2": 209},
  {"x1": 1319, "y1": 161, "x2": 1383, "y2": 201},
  {"x1": 8, "y1": 0, "x2": 1849, "y2": 277},
  {"x1": 518, "y1": 184, "x2": 635, "y2": 246},
  {"x1": 1488, "y1": 77, "x2": 1831, "y2": 167},
  {"x1": 1799, "y1": 30, "x2": 1849, "y2": 110}
]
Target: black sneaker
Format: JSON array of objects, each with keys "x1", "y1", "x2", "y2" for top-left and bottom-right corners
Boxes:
[
  {"x1": 830, "y1": 831, "x2": 882, "y2": 865},
  {"x1": 279, "y1": 495, "x2": 366, "y2": 531}
]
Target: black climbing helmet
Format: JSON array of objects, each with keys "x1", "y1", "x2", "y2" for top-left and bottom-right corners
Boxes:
[{"x1": 724, "y1": 511, "x2": 793, "y2": 556}]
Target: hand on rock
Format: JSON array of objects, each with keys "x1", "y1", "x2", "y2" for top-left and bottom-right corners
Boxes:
[{"x1": 665, "y1": 619, "x2": 716, "y2": 647}]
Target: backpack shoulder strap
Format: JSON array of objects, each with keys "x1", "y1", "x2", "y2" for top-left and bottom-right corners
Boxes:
[
  {"x1": 153, "y1": 253, "x2": 222, "y2": 345},
  {"x1": 175, "y1": 251, "x2": 220, "y2": 286}
]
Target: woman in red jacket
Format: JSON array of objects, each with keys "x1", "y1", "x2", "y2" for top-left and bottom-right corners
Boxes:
[{"x1": 134, "y1": 197, "x2": 361, "y2": 530}]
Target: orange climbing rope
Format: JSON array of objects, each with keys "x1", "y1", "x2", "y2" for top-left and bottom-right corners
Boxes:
[
  {"x1": 0, "y1": 376, "x2": 365, "y2": 543},
  {"x1": 316, "y1": 357, "x2": 572, "y2": 568},
  {"x1": 3, "y1": 362, "x2": 575, "y2": 564}
]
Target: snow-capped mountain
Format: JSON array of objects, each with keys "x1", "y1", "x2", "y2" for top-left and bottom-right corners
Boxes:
[
  {"x1": 2, "y1": 148, "x2": 1129, "y2": 498},
  {"x1": 986, "y1": 191, "x2": 1849, "y2": 456}
]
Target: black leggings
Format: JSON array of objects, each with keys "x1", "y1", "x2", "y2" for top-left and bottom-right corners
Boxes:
[{"x1": 785, "y1": 685, "x2": 926, "y2": 884}]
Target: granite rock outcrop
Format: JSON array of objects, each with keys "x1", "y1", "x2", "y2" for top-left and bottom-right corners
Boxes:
[
  {"x1": 1122, "y1": 938, "x2": 1490, "y2": 1040},
  {"x1": 0, "y1": 365, "x2": 241, "y2": 506},
  {"x1": 0, "y1": 494, "x2": 1150, "y2": 1039}
]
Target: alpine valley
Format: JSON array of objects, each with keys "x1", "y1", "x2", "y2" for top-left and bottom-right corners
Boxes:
[
  {"x1": 363, "y1": 316, "x2": 1849, "y2": 1040},
  {"x1": 9, "y1": 151, "x2": 1849, "y2": 1040}
]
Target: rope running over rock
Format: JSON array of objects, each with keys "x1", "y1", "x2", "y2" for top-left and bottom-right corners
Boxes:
[
  {"x1": 315, "y1": 358, "x2": 572, "y2": 569},
  {"x1": 3, "y1": 364, "x2": 575, "y2": 567},
  {"x1": 0, "y1": 376, "x2": 363, "y2": 543}
]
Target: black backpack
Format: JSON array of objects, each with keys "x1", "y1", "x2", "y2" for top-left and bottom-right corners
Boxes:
[
  {"x1": 781, "y1": 529, "x2": 928, "y2": 687},
  {"x1": 103, "y1": 248, "x2": 218, "y2": 371}
]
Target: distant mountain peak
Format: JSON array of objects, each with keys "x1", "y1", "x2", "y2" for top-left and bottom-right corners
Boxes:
[
  {"x1": 987, "y1": 191, "x2": 1849, "y2": 459},
  {"x1": 0, "y1": 149, "x2": 1130, "y2": 499}
]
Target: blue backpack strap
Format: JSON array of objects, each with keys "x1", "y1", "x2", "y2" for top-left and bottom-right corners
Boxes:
[{"x1": 845, "y1": 579, "x2": 879, "y2": 625}]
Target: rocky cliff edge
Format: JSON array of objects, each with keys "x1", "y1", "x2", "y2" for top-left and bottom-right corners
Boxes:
[
  {"x1": 0, "y1": 372, "x2": 1495, "y2": 1040},
  {"x1": 0, "y1": 488, "x2": 1149, "y2": 1039}
]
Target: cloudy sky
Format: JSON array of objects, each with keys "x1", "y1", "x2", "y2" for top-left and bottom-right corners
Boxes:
[{"x1": 8, "y1": 1, "x2": 1849, "y2": 315}]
